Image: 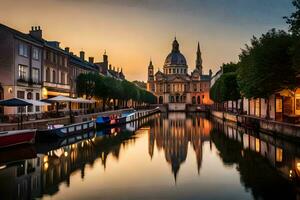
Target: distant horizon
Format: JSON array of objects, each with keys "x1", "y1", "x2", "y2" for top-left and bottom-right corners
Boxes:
[{"x1": 0, "y1": 0, "x2": 293, "y2": 81}]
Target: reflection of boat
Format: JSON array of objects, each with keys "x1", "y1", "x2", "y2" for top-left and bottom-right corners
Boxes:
[
  {"x1": 37, "y1": 120, "x2": 95, "y2": 141},
  {"x1": 0, "y1": 129, "x2": 36, "y2": 148},
  {"x1": 96, "y1": 108, "x2": 160, "y2": 129},
  {"x1": 0, "y1": 144, "x2": 36, "y2": 164},
  {"x1": 36, "y1": 131, "x2": 95, "y2": 153}
]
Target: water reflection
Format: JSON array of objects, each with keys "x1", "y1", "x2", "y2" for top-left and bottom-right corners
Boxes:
[
  {"x1": 211, "y1": 117, "x2": 300, "y2": 199},
  {"x1": 149, "y1": 112, "x2": 212, "y2": 180},
  {"x1": 1, "y1": 113, "x2": 300, "y2": 199}
]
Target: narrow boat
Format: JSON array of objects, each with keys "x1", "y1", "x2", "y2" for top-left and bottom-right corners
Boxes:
[
  {"x1": 37, "y1": 120, "x2": 95, "y2": 141},
  {"x1": 95, "y1": 116, "x2": 110, "y2": 127},
  {"x1": 0, "y1": 129, "x2": 36, "y2": 148}
]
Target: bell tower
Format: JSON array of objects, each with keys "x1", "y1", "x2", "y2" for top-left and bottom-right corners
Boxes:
[
  {"x1": 148, "y1": 59, "x2": 154, "y2": 82},
  {"x1": 147, "y1": 59, "x2": 155, "y2": 92},
  {"x1": 196, "y1": 42, "x2": 203, "y2": 75}
]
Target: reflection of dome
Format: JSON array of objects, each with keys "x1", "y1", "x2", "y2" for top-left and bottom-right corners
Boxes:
[{"x1": 164, "y1": 38, "x2": 187, "y2": 67}]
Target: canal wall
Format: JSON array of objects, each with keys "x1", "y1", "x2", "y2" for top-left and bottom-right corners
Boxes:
[
  {"x1": 0, "y1": 108, "x2": 133, "y2": 131},
  {"x1": 211, "y1": 110, "x2": 300, "y2": 140}
]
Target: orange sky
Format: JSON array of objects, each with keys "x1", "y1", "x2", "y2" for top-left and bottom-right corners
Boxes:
[{"x1": 0, "y1": 0, "x2": 291, "y2": 81}]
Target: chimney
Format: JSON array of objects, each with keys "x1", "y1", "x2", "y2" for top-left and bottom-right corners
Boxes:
[
  {"x1": 29, "y1": 26, "x2": 42, "y2": 39},
  {"x1": 80, "y1": 51, "x2": 85, "y2": 61},
  {"x1": 65, "y1": 47, "x2": 70, "y2": 53},
  {"x1": 89, "y1": 57, "x2": 94, "y2": 64}
]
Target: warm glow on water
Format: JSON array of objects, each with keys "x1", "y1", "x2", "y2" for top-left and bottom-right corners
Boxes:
[{"x1": 0, "y1": 113, "x2": 299, "y2": 199}]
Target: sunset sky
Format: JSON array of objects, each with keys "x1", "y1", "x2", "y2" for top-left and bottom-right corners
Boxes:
[{"x1": 0, "y1": 0, "x2": 293, "y2": 81}]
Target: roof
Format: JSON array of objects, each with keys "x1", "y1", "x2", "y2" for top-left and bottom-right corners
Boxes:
[
  {"x1": 200, "y1": 75, "x2": 211, "y2": 81},
  {"x1": 0, "y1": 24, "x2": 68, "y2": 55},
  {"x1": 69, "y1": 54, "x2": 98, "y2": 72},
  {"x1": 0, "y1": 24, "x2": 42, "y2": 47}
]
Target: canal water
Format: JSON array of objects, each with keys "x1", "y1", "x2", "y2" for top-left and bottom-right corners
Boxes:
[{"x1": 0, "y1": 112, "x2": 300, "y2": 200}]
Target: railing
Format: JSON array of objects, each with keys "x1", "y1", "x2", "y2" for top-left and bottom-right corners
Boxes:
[{"x1": 43, "y1": 81, "x2": 70, "y2": 90}]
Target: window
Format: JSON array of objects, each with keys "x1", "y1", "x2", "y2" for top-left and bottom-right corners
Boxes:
[
  {"x1": 17, "y1": 91, "x2": 25, "y2": 99},
  {"x1": 18, "y1": 43, "x2": 28, "y2": 57},
  {"x1": 169, "y1": 69, "x2": 171, "y2": 74},
  {"x1": 59, "y1": 56, "x2": 63, "y2": 66},
  {"x1": 18, "y1": 65, "x2": 27, "y2": 80},
  {"x1": 50, "y1": 52, "x2": 54, "y2": 62},
  {"x1": 52, "y1": 70, "x2": 56, "y2": 82},
  {"x1": 17, "y1": 91, "x2": 25, "y2": 113},
  {"x1": 173, "y1": 69, "x2": 176, "y2": 74},
  {"x1": 64, "y1": 57, "x2": 68, "y2": 67},
  {"x1": 46, "y1": 68, "x2": 50, "y2": 82},
  {"x1": 36, "y1": 93, "x2": 40, "y2": 100},
  {"x1": 36, "y1": 93, "x2": 40, "y2": 112},
  {"x1": 32, "y1": 48, "x2": 39, "y2": 60},
  {"x1": 193, "y1": 84, "x2": 197, "y2": 92},
  {"x1": 61, "y1": 72, "x2": 65, "y2": 84},
  {"x1": 32, "y1": 68, "x2": 39, "y2": 83}
]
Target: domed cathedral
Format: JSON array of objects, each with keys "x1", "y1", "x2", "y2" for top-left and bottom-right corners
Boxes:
[{"x1": 147, "y1": 38, "x2": 213, "y2": 111}]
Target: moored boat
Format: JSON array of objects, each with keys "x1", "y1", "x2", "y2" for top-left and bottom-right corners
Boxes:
[
  {"x1": 96, "y1": 116, "x2": 111, "y2": 127},
  {"x1": 37, "y1": 120, "x2": 95, "y2": 141},
  {"x1": 0, "y1": 129, "x2": 36, "y2": 148}
]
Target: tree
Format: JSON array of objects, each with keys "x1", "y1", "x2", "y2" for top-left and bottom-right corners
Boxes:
[
  {"x1": 284, "y1": 0, "x2": 300, "y2": 36},
  {"x1": 210, "y1": 72, "x2": 240, "y2": 108},
  {"x1": 237, "y1": 29, "x2": 296, "y2": 118}
]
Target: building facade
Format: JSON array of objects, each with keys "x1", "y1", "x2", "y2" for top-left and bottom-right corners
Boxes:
[
  {"x1": 0, "y1": 23, "x2": 127, "y2": 117},
  {"x1": 0, "y1": 25, "x2": 43, "y2": 116},
  {"x1": 147, "y1": 38, "x2": 213, "y2": 111}
]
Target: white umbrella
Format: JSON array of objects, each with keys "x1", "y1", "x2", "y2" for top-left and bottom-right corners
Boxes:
[
  {"x1": 45, "y1": 95, "x2": 77, "y2": 123},
  {"x1": 75, "y1": 98, "x2": 95, "y2": 104},
  {"x1": 24, "y1": 99, "x2": 51, "y2": 106},
  {"x1": 46, "y1": 95, "x2": 77, "y2": 102}
]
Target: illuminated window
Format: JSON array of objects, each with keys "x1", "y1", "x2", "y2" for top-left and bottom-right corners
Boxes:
[{"x1": 276, "y1": 148, "x2": 283, "y2": 162}]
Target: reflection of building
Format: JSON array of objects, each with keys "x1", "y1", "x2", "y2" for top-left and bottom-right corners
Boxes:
[
  {"x1": 147, "y1": 38, "x2": 213, "y2": 111},
  {"x1": 212, "y1": 118, "x2": 300, "y2": 184},
  {"x1": 148, "y1": 113, "x2": 212, "y2": 180}
]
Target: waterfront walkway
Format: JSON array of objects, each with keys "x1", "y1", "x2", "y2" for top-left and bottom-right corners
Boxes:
[
  {"x1": 0, "y1": 108, "x2": 133, "y2": 131},
  {"x1": 211, "y1": 110, "x2": 300, "y2": 140}
]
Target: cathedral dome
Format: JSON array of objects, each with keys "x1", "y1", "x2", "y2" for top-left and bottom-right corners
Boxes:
[{"x1": 164, "y1": 38, "x2": 187, "y2": 67}]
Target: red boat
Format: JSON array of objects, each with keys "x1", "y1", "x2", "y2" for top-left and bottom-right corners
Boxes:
[{"x1": 0, "y1": 129, "x2": 36, "y2": 148}]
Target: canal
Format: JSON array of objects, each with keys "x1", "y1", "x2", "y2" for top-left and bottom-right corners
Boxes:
[{"x1": 0, "y1": 112, "x2": 300, "y2": 200}]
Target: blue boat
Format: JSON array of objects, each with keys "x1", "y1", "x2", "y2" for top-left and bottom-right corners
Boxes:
[{"x1": 96, "y1": 116, "x2": 111, "y2": 127}]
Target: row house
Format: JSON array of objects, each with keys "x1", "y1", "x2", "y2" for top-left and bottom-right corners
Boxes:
[
  {"x1": 0, "y1": 24, "x2": 127, "y2": 117},
  {"x1": 67, "y1": 49, "x2": 98, "y2": 97},
  {"x1": 0, "y1": 24, "x2": 43, "y2": 116}
]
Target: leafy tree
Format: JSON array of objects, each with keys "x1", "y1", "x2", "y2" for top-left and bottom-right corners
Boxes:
[
  {"x1": 237, "y1": 29, "x2": 296, "y2": 118},
  {"x1": 284, "y1": 0, "x2": 300, "y2": 36},
  {"x1": 220, "y1": 72, "x2": 241, "y2": 102},
  {"x1": 222, "y1": 62, "x2": 239, "y2": 73},
  {"x1": 77, "y1": 73, "x2": 156, "y2": 110},
  {"x1": 210, "y1": 72, "x2": 240, "y2": 104}
]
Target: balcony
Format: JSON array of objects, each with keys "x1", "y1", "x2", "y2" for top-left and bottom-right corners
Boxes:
[
  {"x1": 17, "y1": 78, "x2": 41, "y2": 87},
  {"x1": 43, "y1": 81, "x2": 70, "y2": 90}
]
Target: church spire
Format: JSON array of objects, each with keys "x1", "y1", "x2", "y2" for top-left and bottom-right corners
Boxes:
[
  {"x1": 196, "y1": 42, "x2": 203, "y2": 74},
  {"x1": 172, "y1": 37, "x2": 180, "y2": 53}
]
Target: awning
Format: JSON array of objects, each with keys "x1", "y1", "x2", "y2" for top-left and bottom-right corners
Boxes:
[
  {"x1": 46, "y1": 95, "x2": 77, "y2": 103},
  {"x1": 24, "y1": 99, "x2": 51, "y2": 106},
  {"x1": 74, "y1": 98, "x2": 95, "y2": 104},
  {"x1": 0, "y1": 98, "x2": 33, "y2": 107}
]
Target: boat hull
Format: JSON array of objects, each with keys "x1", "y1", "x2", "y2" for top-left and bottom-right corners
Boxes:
[
  {"x1": 37, "y1": 120, "x2": 95, "y2": 141},
  {"x1": 0, "y1": 130, "x2": 36, "y2": 148}
]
